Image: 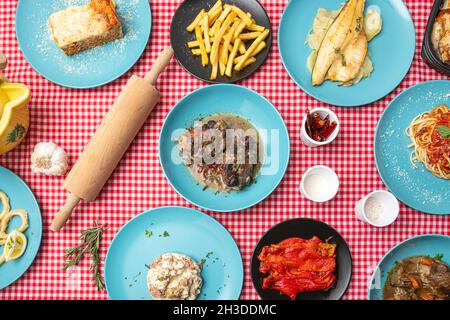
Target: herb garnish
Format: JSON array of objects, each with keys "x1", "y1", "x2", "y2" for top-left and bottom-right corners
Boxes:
[
  {"x1": 145, "y1": 230, "x2": 153, "y2": 238},
  {"x1": 437, "y1": 125, "x2": 450, "y2": 139},
  {"x1": 434, "y1": 253, "x2": 444, "y2": 261},
  {"x1": 341, "y1": 54, "x2": 347, "y2": 67},
  {"x1": 355, "y1": 17, "x2": 362, "y2": 32},
  {"x1": 159, "y1": 230, "x2": 170, "y2": 237},
  {"x1": 62, "y1": 221, "x2": 107, "y2": 291}
]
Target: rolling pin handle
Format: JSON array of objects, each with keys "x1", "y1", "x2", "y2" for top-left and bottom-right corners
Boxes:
[
  {"x1": 0, "y1": 53, "x2": 7, "y2": 71},
  {"x1": 51, "y1": 194, "x2": 81, "y2": 232},
  {"x1": 144, "y1": 47, "x2": 174, "y2": 85}
]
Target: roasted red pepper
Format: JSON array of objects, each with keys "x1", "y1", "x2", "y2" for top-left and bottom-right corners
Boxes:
[{"x1": 258, "y1": 237, "x2": 337, "y2": 300}]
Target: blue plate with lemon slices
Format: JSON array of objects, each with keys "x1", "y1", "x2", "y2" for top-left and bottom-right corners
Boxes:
[{"x1": 0, "y1": 165, "x2": 42, "y2": 289}]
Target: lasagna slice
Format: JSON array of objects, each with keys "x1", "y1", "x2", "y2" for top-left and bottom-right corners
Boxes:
[{"x1": 48, "y1": 0, "x2": 123, "y2": 56}]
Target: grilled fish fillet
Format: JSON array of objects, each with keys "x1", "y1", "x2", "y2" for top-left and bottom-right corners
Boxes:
[
  {"x1": 326, "y1": 29, "x2": 368, "y2": 83},
  {"x1": 312, "y1": 0, "x2": 359, "y2": 86},
  {"x1": 326, "y1": 0, "x2": 368, "y2": 83},
  {"x1": 339, "y1": 0, "x2": 365, "y2": 52}
]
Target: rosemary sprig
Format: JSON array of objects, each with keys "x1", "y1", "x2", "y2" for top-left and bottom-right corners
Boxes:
[{"x1": 62, "y1": 221, "x2": 107, "y2": 291}]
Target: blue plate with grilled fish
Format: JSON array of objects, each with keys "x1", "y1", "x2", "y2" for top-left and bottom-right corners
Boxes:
[{"x1": 278, "y1": 0, "x2": 415, "y2": 106}]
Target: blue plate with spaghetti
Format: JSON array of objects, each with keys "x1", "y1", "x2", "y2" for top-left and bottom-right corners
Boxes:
[
  {"x1": 278, "y1": 0, "x2": 415, "y2": 106},
  {"x1": 158, "y1": 84, "x2": 290, "y2": 212},
  {"x1": 374, "y1": 80, "x2": 450, "y2": 214},
  {"x1": 0, "y1": 166, "x2": 42, "y2": 290},
  {"x1": 15, "y1": 0, "x2": 151, "y2": 88},
  {"x1": 104, "y1": 206, "x2": 243, "y2": 300},
  {"x1": 368, "y1": 234, "x2": 450, "y2": 300}
]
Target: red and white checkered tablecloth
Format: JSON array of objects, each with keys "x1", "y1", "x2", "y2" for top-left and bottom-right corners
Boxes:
[{"x1": 0, "y1": 0, "x2": 449, "y2": 300}]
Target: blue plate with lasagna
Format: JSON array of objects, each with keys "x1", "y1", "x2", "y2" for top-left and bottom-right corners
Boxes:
[
  {"x1": 278, "y1": 0, "x2": 415, "y2": 106},
  {"x1": 159, "y1": 84, "x2": 290, "y2": 212},
  {"x1": 368, "y1": 234, "x2": 450, "y2": 300},
  {"x1": 104, "y1": 206, "x2": 244, "y2": 300},
  {"x1": 0, "y1": 166, "x2": 42, "y2": 290},
  {"x1": 15, "y1": 0, "x2": 151, "y2": 88},
  {"x1": 374, "y1": 80, "x2": 450, "y2": 214}
]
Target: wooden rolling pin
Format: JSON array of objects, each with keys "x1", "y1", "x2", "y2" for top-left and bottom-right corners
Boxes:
[
  {"x1": 51, "y1": 47, "x2": 174, "y2": 232},
  {"x1": 0, "y1": 53, "x2": 7, "y2": 71}
]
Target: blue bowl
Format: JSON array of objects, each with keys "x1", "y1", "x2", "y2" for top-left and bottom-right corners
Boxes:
[
  {"x1": 159, "y1": 84, "x2": 290, "y2": 212},
  {"x1": 374, "y1": 80, "x2": 450, "y2": 214},
  {"x1": 105, "y1": 206, "x2": 243, "y2": 300},
  {"x1": 0, "y1": 166, "x2": 42, "y2": 289},
  {"x1": 368, "y1": 234, "x2": 450, "y2": 300},
  {"x1": 15, "y1": 0, "x2": 151, "y2": 88},
  {"x1": 278, "y1": 0, "x2": 415, "y2": 106}
]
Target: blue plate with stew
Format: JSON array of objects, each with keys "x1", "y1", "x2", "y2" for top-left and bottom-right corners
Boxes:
[{"x1": 158, "y1": 84, "x2": 290, "y2": 212}]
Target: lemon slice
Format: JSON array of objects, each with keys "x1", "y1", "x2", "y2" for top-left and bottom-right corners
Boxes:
[{"x1": 3, "y1": 230, "x2": 27, "y2": 262}]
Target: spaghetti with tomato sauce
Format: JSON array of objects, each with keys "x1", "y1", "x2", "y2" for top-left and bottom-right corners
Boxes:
[
  {"x1": 407, "y1": 105, "x2": 450, "y2": 179},
  {"x1": 258, "y1": 237, "x2": 337, "y2": 299}
]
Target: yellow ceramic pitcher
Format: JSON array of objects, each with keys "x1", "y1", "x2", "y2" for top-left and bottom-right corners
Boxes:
[{"x1": 0, "y1": 54, "x2": 30, "y2": 154}]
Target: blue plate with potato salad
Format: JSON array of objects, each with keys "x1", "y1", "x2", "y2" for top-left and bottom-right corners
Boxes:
[
  {"x1": 15, "y1": 0, "x2": 151, "y2": 88},
  {"x1": 104, "y1": 206, "x2": 244, "y2": 300}
]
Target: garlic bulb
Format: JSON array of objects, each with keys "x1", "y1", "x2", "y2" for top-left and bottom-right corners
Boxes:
[{"x1": 31, "y1": 142, "x2": 69, "y2": 176}]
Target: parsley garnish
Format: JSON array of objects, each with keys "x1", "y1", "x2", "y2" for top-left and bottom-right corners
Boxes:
[
  {"x1": 145, "y1": 230, "x2": 153, "y2": 238},
  {"x1": 158, "y1": 231, "x2": 170, "y2": 237},
  {"x1": 434, "y1": 253, "x2": 444, "y2": 261}
]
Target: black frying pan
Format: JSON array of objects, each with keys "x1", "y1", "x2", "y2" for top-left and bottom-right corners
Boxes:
[
  {"x1": 251, "y1": 218, "x2": 353, "y2": 300},
  {"x1": 170, "y1": 0, "x2": 272, "y2": 83}
]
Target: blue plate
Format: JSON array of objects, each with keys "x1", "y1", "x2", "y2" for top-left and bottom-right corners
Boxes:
[
  {"x1": 374, "y1": 80, "x2": 450, "y2": 214},
  {"x1": 104, "y1": 206, "x2": 243, "y2": 300},
  {"x1": 368, "y1": 234, "x2": 450, "y2": 300},
  {"x1": 159, "y1": 84, "x2": 290, "y2": 212},
  {"x1": 15, "y1": 0, "x2": 151, "y2": 88},
  {"x1": 0, "y1": 166, "x2": 42, "y2": 290},
  {"x1": 278, "y1": 0, "x2": 415, "y2": 107}
]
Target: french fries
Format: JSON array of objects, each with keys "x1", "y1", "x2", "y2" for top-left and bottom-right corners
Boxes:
[
  {"x1": 194, "y1": 25, "x2": 208, "y2": 66},
  {"x1": 185, "y1": 0, "x2": 270, "y2": 80},
  {"x1": 235, "y1": 29, "x2": 269, "y2": 71}
]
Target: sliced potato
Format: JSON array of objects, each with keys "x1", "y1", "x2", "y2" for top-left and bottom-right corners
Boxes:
[{"x1": 364, "y1": 7, "x2": 382, "y2": 41}]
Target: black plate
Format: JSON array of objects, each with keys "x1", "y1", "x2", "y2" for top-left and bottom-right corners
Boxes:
[
  {"x1": 422, "y1": 0, "x2": 450, "y2": 76},
  {"x1": 251, "y1": 218, "x2": 352, "y2": 300},
  {"x1": 170, "y1": 0, "x2": 272, "y2": 83}
]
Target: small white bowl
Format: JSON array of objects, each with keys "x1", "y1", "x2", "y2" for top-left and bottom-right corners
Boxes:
[
  {"x1": 355, "y1": 190, "x2": 400, "y2": 227},
  {"x1": 300, "y1": 165, "x2": 339, "y2": 203},
  {"x1": 300, "y1": 107, "x2": 340, "y2": 148}
]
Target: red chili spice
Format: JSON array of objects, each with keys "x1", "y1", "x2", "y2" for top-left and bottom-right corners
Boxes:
[{"x1": 305, "y1": 109, "x2": 337, "y2": 142}]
